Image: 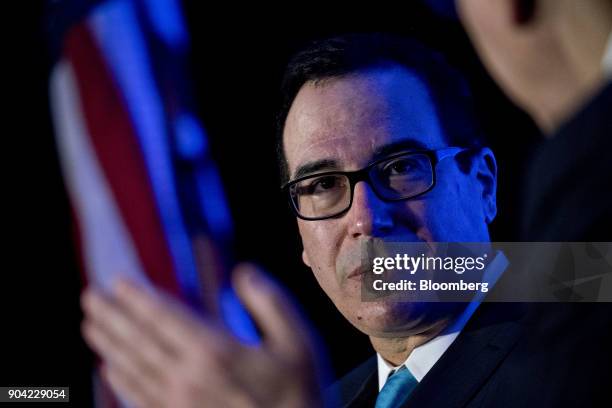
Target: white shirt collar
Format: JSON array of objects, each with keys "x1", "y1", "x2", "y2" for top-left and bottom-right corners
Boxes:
[
  {"x1": 602, "y1": 26, "x2": 612, "y2": 79},
  {"x1": 376, "y1": 250, "x2": 508, "y2": 390}
]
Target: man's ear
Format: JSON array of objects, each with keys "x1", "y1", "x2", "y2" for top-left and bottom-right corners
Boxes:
[
  {"x1": 472, "y1": 147, "x2": 498, "y2": 224},
  {"x1": 302, "y1": 248, "x2": 312, "y2": 268}
]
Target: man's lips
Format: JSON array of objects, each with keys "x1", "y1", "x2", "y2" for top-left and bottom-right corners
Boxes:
[{"x1": 346, "y1": 266, "x2": 367, "y2": 281}]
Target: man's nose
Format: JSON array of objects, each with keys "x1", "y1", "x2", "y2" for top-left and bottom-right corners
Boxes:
[{"x1": 346, "y1": 181, "x2": 394, "y2": 239}]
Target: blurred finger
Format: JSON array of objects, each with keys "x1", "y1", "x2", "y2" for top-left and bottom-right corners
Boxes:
[
  {"x1": 82, "y1": 319, "x2": 164, "y2": 400},
  {"x1": 232, "y1": 264, "x2": 313, "y2": 359},
  {"x1": 112, "y1": 280, "x2": 235, "y2": 366},
  {"x1": 102, "y1": 364, "x2": 162, "y2": 408}
]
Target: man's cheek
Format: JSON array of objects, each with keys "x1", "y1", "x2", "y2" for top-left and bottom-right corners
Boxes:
[
  {"x1": 304, "y1": 243, "x2": 341, "y2": 287},
  {"x1": 298, "y1": 220, "x2": 345, "y2": 277},
  {"x1": 298, "y1": 222, "x2": 334, "y2": 254}
]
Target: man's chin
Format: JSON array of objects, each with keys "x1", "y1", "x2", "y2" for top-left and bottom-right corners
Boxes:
[{"x1": 345, "y1": 300, "x2": 462, "y2": 338}]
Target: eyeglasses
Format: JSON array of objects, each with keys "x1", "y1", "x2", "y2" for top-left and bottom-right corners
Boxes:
[{"x1": 282, "y1": 147, "x2": 468, "y2": 221}]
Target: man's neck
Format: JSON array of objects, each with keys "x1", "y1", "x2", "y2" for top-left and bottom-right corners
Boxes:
[{"x1": 369, "y1": 317, "x2": 452, "y2": 366}]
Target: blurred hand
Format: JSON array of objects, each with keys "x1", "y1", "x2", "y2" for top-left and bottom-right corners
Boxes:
[{"x1": 81, "y1": 264, "x2": 323, "y2": 408}]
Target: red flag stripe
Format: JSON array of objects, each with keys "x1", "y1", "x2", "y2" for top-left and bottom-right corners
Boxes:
[{"x1": 65, "y1": 23, "x2": 180, "y2": 295}]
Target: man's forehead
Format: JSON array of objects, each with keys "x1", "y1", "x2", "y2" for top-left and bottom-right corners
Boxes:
[{"x1": 283, "y1": 67, "x2": 445, "y2": 178}]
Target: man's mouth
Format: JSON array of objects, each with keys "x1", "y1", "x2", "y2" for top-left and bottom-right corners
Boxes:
[{"x1": 346, "y1": 266, "x2": 367, "y2": 281}]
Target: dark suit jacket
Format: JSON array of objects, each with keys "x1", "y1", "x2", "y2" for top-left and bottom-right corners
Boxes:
[
  {"x1": 326, "y1": 82, "x2": 612, "y2": 408},
  {"x1": 326, "y1": 300, "x2": 612, "y2": 407},
  {"x1": 522, "y1": 81, "x2": 612, "y2": 242}
]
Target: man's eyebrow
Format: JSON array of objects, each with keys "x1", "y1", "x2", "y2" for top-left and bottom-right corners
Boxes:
[
  {"x1": 372, "y1": 139, "x2": 429, "y2": 160},
  {"x1": 291, "y1": 139, "x2": 429, "y2": 181},
  {"x1": 293, "y1": 159, "x2": 339, "y2": 180}
]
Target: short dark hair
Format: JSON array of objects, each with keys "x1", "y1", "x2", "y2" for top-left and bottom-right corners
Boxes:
[{"x1": 276, "y1": 33, "x2": 484, "y2": 184}]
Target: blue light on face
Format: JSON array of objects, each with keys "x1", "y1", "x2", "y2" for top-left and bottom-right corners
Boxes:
[{"x1": 338, "y1": 67, "x2": 494, "y2": 242}]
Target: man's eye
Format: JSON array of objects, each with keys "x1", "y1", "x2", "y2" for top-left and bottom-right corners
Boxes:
[
  {"x1": 307, "y1": 176, "x2": 344, "y2": 194},
  {"x1": 384, "y1": 158, "x2": 418, "y2": 175}
]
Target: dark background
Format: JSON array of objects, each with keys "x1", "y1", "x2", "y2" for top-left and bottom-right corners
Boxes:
[{"x1": 5, "y1": 1, "x2": 540, "y2": 406}]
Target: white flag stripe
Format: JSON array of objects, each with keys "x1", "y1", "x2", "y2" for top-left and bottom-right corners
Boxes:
[{"x1": 50, "y1": 61, "x2": 149, "y2": 292}]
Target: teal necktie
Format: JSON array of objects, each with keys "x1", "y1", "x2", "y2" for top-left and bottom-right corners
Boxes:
[{"x1": 375, "y1": 366, "x2": 418, "y2": 408}]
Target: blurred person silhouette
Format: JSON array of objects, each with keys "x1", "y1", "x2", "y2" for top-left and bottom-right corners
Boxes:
[
  {"x1": 457, "y1": 0, "x2": 612, "y2": 241},
  {"x1": 457, "y1": 1, "x2": 612, "y2": 407}
]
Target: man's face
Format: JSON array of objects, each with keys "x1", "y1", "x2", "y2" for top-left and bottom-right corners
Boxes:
[{"x1": 283, "y1": 65, "x2": 496, "y2": 338}]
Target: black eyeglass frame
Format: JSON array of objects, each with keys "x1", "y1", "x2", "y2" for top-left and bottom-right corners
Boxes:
[{"x1": 282, "y1": 147, "x2": 470, "y2": 221}]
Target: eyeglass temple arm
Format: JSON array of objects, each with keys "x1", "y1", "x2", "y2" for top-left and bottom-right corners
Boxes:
[{"x1": 434, "y1": 147, "x2": 471, "y2": 161}]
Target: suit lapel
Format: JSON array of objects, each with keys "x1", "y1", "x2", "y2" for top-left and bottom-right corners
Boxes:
[
  {"x1": 402, "y1": 302, "x2": 527, "y2": 408},
  {"x1": 341, "y1": 368, "x2": 378, "y2": 408},
  {"x1": 325, "y1": 355, "x2": 378, "y2": 408}
]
